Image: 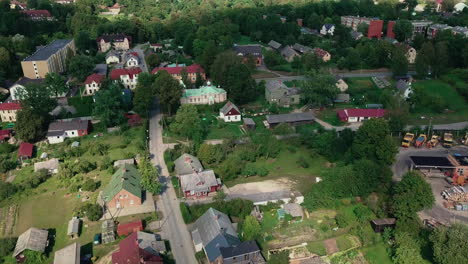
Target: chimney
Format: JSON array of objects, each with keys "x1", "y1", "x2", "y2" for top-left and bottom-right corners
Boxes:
[{"x1": 297, "y1": 18, "x2": 303, "y2": 27}]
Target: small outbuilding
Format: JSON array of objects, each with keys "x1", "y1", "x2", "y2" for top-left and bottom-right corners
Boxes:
[
  {"x1": 283, "y1": 203, "x2": 304, "y2": 221},
  {"x1": 268, "y1": 40, "x2": 282, "y2": 50},
  {"x1": 334, "y1": 93, "x2": 350, "y2": 103},
  {"x1": 371, "y1": 218, "x2": 396, "y2": 232},
  {"x1": 53, "y1": 242, "x2": 81, "y2": 264},
  {"x1": 13, "y1": 228, "x2": 49, "y2": 260},
  {"x1": 101, "y1": 220, "x2": 116, "y2": 244},
  {"x1": 18, "y1": 142, "x2": 34, "y2": 162},
  {"x1": 265, "y1": 112, "x2": 315, "y2": 128},
  {"x1": 117, "y1": 220, "x2": 143, "y2": 236},
  {"x1": 243, "y1": 118, "x2": 256, "y2": 131},
  {"x1": 113, "y1": 158, "x2": 135, "y2": 167},
  {"x1": 219, "y1": 101, "x2": 241, "y2": 122},
  {"x1": 34, "y1": 158, "x2": 60, "y2": 174},
  {"x1": 68, "y1": 217, "x2": 80, "y2": 239}
]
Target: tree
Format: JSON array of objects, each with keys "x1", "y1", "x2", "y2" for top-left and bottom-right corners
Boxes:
[
  {"x1": 393, "y1": 232, "x2": 425, "y2": 264},
  {"x1": 93, "y1": 83, "x2": 125, "y2": 127},
  {"x1": 211, "y1": 51, "x2": 242, "y2": 87},
  {"x1": 393, "y1": 171, "x2": 434, "y2": 219},
  {"x1": 170, "y1": 105, "x2": 203, "y2": 141},
  {"x1": 0, "y1": 237, "x2": 16, "y2": 258},
  {"x1": 16, "y1": 83, "x2": 56, "y2": 116},
  {"x1": 301, "y1": 72, "x2": 338, "y2": 106},
  {"x1": 75, "y1": 31, "x2": 93, "y2": 53},
  {"x1": 433, "y1": 41, "x2": 449, "y2": 77},
  {"x1": 44, "y1": 72, "x2": 68, "y2": 98},
  {"x1": 133, "y1": 73, "x2": 156, "y2": 117},
  {"x1": 0, "y1": 47, "x2": 11, "y2": 73},
  {"x1": 15, "y1": 108, "x2": 47, "y2": 142},
  {"x1": 430, "y1": 224, "x2": 468, "y2": 264},
  {"x1": 224, "y1": 63, "x2": 258, "y2": 104},
  {"x1": 139, "y1": 156, "x2": 162, "y2": 194},
  {"x1": 351, "y1": 119, "x2": 397, "y2": 165},
  {"x1": 145, "y1": 53, "x2": 160, "y2": 69},
  {"x1": 393, "y1": 20, "x2": 413, "y2": 42},
  {"x1": 67, "y1": 55, "x2": 95, "y2": 81},
  {"x1": 242, "y1": 215, "x2": 261, "y2": 241},
  {"x1": 153, "y1": 71, "x2": 182, "y2": 115},
  {"x1": 180, "y1": 68, "x2": 190, "y2": 87},
  {"x1": 391, "y1": 47, "x2": 409, "y2": 76},
  {"x1": 80, "y1": 203, "x2": 103, "y2": 221},
  {"x1": 415, "y1": 42, "x2": 435, "y2": 77}
]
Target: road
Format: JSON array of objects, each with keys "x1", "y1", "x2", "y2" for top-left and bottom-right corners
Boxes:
[
  {"x1": 149, "y1": 99, "x2": 197, "y2": 264},
  {"x1": 255, "y1": 70, "x2": 416, "y2": 82},
  {"x1": 406, "y1": 121, "x2": 468, "y2": 131},
  {"x1": 133, "y1": 44, "x2": 150, "y2": 73},
  {"x1": 314, "y1": 117, "x2": 362, "y2": 132}
]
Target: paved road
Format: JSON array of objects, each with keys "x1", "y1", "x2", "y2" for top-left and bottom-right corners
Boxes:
[
  {"x1": 149, "y1": 99, "x2": 197, "y2": 264},
  {"x1": 406, "y1": 121, "x2": 468, "y2": 130},
  {"x1": 133, "y1": 45, "x2": 149, "y2": 73},
  {"x1": 255, "y1": 70, "x2": 416, "y2": 82}
]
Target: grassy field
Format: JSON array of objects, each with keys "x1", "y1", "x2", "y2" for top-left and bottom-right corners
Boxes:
[
  {"x1": 316, "y1": 108, "x2": 347, "y2": 126},
  {"x1": 362, "y1": 243, "x2": 393, "y2": 264},
  {"x1": 346, "y1": 77, "x2": 383, "y2": 106},
  {"x1": 236, "y1": 35, "x2": 265, "y2": 46}
]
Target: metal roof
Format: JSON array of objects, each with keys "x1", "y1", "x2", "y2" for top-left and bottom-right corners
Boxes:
[
  {"x1": 67, "y1": 218, "x2": 80, "y2": 235},
  {"x1": 410, "y1": 156, "x2": 455, "y2": 168},
  {"x1": 13, "y1": 228, "x2": 49, "y2": 257},
  {"x1": 266, "y1": 112, "x2": 315, "y2": 125},
  {"x1": 103, "y1": 164, "x2": 142, "y2": 202},
  {"x1": 53, "y1": 242, "x2": 81, "y2": 264},
  {"x1": 24, "y1": 39, "x2": 73, "y2": 61},
  {"x1": 219, "y1": 101, "x2": 240, "y2": 116},
  {"x1": 34, "y1": 158, "x2": 59, "y2": 172},
  {"x1": 180, "y1": 170, "x2": 219, "y2": 193},
  {"x1": 220, "y1": 240, "x2": 261, "y2": 259},
  {"x1": 174, "y1": 153, "x2": 203, "y2": 176}
]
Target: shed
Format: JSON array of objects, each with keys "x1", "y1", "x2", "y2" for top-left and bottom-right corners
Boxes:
[
  {"x1": 243, "y1": 118, "x2": 256, "y2": 130},
  {"x1": 101, "y1": 220, "x2": 116, "y2": 244},
  {"x1": 13, "y1": 228, "x2": 49, "y2": 258},
  {"x1": 71, "y1": 141, "x2": 80, "y2": 148},
  {"x1": 283, "y1": 203, "x2": 304, "y2": 220},
  {"x1": 334, "y1": 93, "x2": 350, "y2": 103},
  {"x1": 34, "y1": 158, "x2": 60, "y2": 174},
  {"x1": 67, "y1": 217, "x2": 80, "y2": 239},
  {"x1": 266, "y1": 112, "x2": 315, "y2": 128},
  {"x1": 370, "y1": 218, "x2": 396, "y2": 232},
  {"x1": 117, "y1": 220, "x2": 143, "y2": 236},
  {"x1": 268, "y1": 40, "x2": 282, "y2": 50},
  {"x1": 53, "y1": 242, "x2": 81, "y2": 264},
  {"x1": 18, "y1": 142, "x2": 34, "y2": 161},
  {"x1": 113, "y1": 158, "x2": 135, "y2": 167}
]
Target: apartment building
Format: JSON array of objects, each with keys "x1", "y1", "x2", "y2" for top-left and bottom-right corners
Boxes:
[
  {"x1": 21, "y1": 39, "x2": 76, "y2": 79},
  {"x1": 341, "y1": 16, "x2": 383, "y2": 39}
]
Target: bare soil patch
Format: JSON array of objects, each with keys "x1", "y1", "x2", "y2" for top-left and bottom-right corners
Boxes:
[{"x1": 324, "y1": 238, "x2": 339, "y2": 255}]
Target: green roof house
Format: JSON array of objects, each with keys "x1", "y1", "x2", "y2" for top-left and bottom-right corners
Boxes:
[
  {"x1": 180, "y1": 82, "x2": 227, "y2": 105},
  {"x1": 102, "y1": 164, "x2": 142, "y2": 209}
]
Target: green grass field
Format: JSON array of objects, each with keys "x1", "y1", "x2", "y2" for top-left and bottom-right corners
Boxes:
[{"x1": 362, "y1": 243, "x2": 393, "y2": 264}]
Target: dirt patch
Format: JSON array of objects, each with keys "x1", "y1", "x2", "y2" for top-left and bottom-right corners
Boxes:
[
  {"x1": 0, "y1": 205, "x2": 18, "y2": 237},
  {"x1": 324, "y1": 238, "x2": 339, "y2": 255},
  {"x1": 228, "y1": 178, "x2": 293, "y2": 194}
]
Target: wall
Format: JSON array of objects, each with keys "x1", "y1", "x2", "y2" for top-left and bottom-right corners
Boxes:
[{"x1": 107, "y1": 189, "x2": 142, "y2": 209}]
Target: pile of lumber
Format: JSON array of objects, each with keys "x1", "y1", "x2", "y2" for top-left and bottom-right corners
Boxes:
[{"x1": 442, "y1": 186, "x2": 468, "y2": 202}]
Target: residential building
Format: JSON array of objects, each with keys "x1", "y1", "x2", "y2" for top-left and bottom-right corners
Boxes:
[
  {"x1": 396, "y1": 79, "x2": 412, "y2": 99},
  {"x1": 151, "y1": 64, "x2": 205, "y2": 83},
  {"x1": 93, "y1": 63, "x2": 108, "y2": 75},
  {"x1": 112, "y1": 232, "x2": 163, "y2": 264},
  {"x1": 320, "y1": 24, "x2": 335, "y2": 35},
  {"x1": 337, "y1": 109, "x2": 385, "y2": 122},
  {"x1": 192, "y1": 208, "x2": 265, "y2": 264},
  {"x1": 21, "y1": 10, "x2": 53, "y2": 21},
  {"x1": 180, "y1": 82, "x2": 227, "y2": 105},
  {"x1": 18, "y1": 142, "x2": 34, "y2": 161},
  {"x1": 341, "y1": 16, "x2": 383, "y2": 39},
  {"x1": 265, "y1": 80, "x2": 301, "y2": 107},
  {"x1": 268, "y1": 40, "x2": 282, "y2": 50},
  {"x1": 219, "y1": 101, "x2": 241, "y2": 122},
  {"x1": 13, "y1": 228, "x2": 49, "y2": 261},
  {"x1": 350, "y1": 31, "x2": 363, "y2": 40},
  {"x1": 107, "y1": 2, "x2": 123, "y2": 15},
  {"x1": 117, "y1": 220, "x2": 143, "y2": 236},
  {"x1": 0, "y1": 102, "x2": 21, "y2": 122},
  {"x1": 103, "y1": 164, "x2": 142, "y2": 209},
  {"x1": 106, "y1": 50, "x2": 121, "y2": 64},
  {"x1": 0, "y1": 129, "x2": 11, "y2": 142},
  {"x1": 150, "y1": 43, "x2": 163, "y2": 52},
  {"x1": 280, "y1": 46, "x2": 300, "y2": 62},
  {"x1": 233, "y1": 45, "x2": 263, "y2": 66},
  {"x1": 34, "y1": 158, "x2": 59, "y2": 174},
  {"x1": 9, "y1": 77, "x2": 68, "y2": 100},
  {"x1": 110, "y1": 67, "x2": 142, "y2": 89},
  {"x1": 334, "y1": 93, "x2": 350, "y2": 103},
  {"x1": 46, "y1": 119, "x2": 90, "y2": 144},
  {"x1": 410, "y1": 20, "x2": 432, "y2": 38},
  {"x1": 53, "y1": 242, "x2": 80, "y2": 264},
  {"x1": 83, "y1": 73, "x2": 105, "y2": 96},
  {"x1": 180, "y1": 170, "x2": 221, "y2": 198},
  {"x1": 428, "y1": 24, "x2": 452, "y2": 39},
  {"x1": 67, "y1": 217, "x2": 80, "y2": 239},
  {"x1": 335, "y1": 76, "x2": 348, "y2": 92},
  {"x1": 97, "y1": 34, "x2": 132, "y2": 52},
  {"x1": 371, "y1": 218, "x2": 396, "y2": 233},
  {"x1": 292, "y1": 43, "x2": 312, "y2": 54},
  {"x1": 386, "y1": 21, "x2": 396, "y2": 39},
  {"x1": 174, "y1": 153, "x2": 204, "y2": 176},
  {"x1": 451, "y1": 26, "x2": 468, "y2": 37},
  {"x1": 301, "y1": 27, "x2": 319, "y2": 35},
  {"x1": 55, "y1": 0, "x2": 76, "y2": 4},
  {"x1": 21, "y1": 39, "x2": 76, "y2": 79},
  {"x1": 10, "y1": 1, "x2": 27, "y2": 10},
  {"x1": 125, "y1": 52, "x2": 139, "y2": 67},
  {"x1": 313, "y1": 48, "x2": 331, "y2": 62},
  {"x1": 265, "y1": 112, "x2": 315, "y2": 128}
]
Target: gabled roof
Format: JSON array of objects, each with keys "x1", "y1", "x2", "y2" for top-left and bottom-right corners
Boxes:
[
  {"x1": 220, "y1": 240, "x2": 261, "y2": 259},
  {"x1": 48, "y1": 119, "x2": 89, "y2": 133},
  {"x1": 292, "y1": 43, "x2": 312, "y2": 54},
  {"x1": 34, "y1": 158, "x2": 59, "y2": 172},
  {"x1": 22, "y1": 10, "x2": 52, "y2": 17},
  {"x1": 53, "y1": 242, "x2": 80, "y2": 264},
  {"x1": 0, "y1": 129, "x2": 11, "y2": 140},
  {"x1": 18, "y1": 142, "x2": 34, "y2": 158},
  {"x1": 13, "y1": 228, "x2": 48, "y2": 257},
  {"x1": 97, "y1": 33, "x2": 131, "y2": 43},
  {"x1": 268, "y1": 40, "x2": 282, "y2": 49},
  {"x1": 0, "y1": 102, "x2": 21, "y2": 111},
  {"x1": 313, "y1": 48, "x2": 329, "y2": 57},
  {"x1": 281, "y1": 46, "x2": 299, "y2": 58},
  {"x1": 110, "y1": 68, "x2": 142, "y2": 80},
  {"x1": 174, "y1": 153, "x2": 203, "y2": 176},
  {"x1": 220, "y1": 101, "x2": 240, "y2": 116},
  {"x1": 103, "y1": 164, "x2": 142, "y2": 202},
  {"x1": 322, "y1": 23, "x2": 335, "y2": 30},
  {"x1": 125, "y1": 52, "x2": 139, "y2": 62},
  {"x1": 334, "y1": 93, "x2": 350, "y2": 102},
  {"x1": 11, "y1": 77, "x2": 44, "y2": 88},
  {"x1": 182, "y1": 84, "x2": 226, "y2": 98},
  {"x1": 67, "y1": 218, "x2": 80, "y2": 235},
  {"x1": 266, "y1": 112, "x2": 315, "y2": 125},
  {"x1": 233, "y1": 45, "x2": 262, "y2": 58},
  {"x1": 396, "y1": 79, "x2": 410, "y2": 93},
  {"x1": 23, "y1": 39, "x2": 72, "y2": 61},
  {"x1": 180, "y1": 170, "x2": 219, "y2": 193},
  {"x1": 151, "y1": 64, "x2": 204, "y2": 75},
  {"x1": 117, "y1": 220, "x2": 143, "y2": 236},
  {"x1": 112, "y1": 232, "x2": 163, "y2": 264},
  {"x1": 192, "y1": 208, "x2": 240, "y2": 262},
  {"x1": 337, "y1": 109, "x2": 385, "y2": 119},
  {"x1": 283, "y1": 203, "x2": 303, "y2": 218},
  {"x1": 106, "y1": 50, "x2": 120, "y2": 59},
  {"x1": 84, "y1": 73, "x2": 105, "y2": 85}
]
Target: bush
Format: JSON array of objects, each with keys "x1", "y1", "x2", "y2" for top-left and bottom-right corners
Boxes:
[
  {"x1": 0, "y1": 144, "x2": 16, "y2": 154},
  {"x1": 0, "y1": 160, "x2": 17, "y2": 173},
  {"x1": 80, "y1": 203, "x2": 103, "y2": 221},
  {"x1": 319, "y1": 223, "x2": 330, "y2": 232},
  {"x1": 335, "y1": 212, "x2": 354, "y2": 228},
  {"x1": 0, "y1": 237, "x2": 17, "y2": 258},
  {"x1": 0, "y1": 182, "x2": 18, "y2": 200},
  {"x1": 98, "y1": 156, "x2": 112, "y2": 170},
  {"x1": 296, "y1": 157, "x2": 310, "y2": 168},
  {"x1": 353, "y1": 204, "x2": 373, "y2": 223},
  {"x1": 81, "y1": 179, "x2": 100, "y2": 192},
  {"x1": 88, "y1": 143, "x2": 109, "y2": 156},
  {"x1": 180, "y1": 203, "x2": 192, "y2": 223}
]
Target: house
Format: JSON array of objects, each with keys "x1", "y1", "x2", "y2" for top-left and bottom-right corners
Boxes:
[
  {"x1": 55, "y1": 0, "x2": 75, "y2": 4},
  {"x1": 107, "y1": 2, "x2": 123, "y2": 15},
  {"x1": 335, "y1": 76, "x2": 348, "y2": 92},
  {"x1": 0, "y1": 129, "x2": 11, "y2": 142},
  {"x1": 219, "y1": 101, "x2": 241, "y2": 122},
  {"x1": 46, "y1": 119, "x2": 90, "y2": 144},
  {"x1": 350, "y1": 30, "x2": 363, "y2": 40},
  {"x1": 451, "y1": 26, "x2": 468, "y2": 38},
  {"x1": 53, "y1": 242, "x2": 80, "y2": 264},
  {"x1": 265, "y1": 80, "x2": 301, "y2": 107},
  {"x1": 428, "y1": 24, "x2": 452, "y2": 39},
  {"x1": 151, "y1": 64, "x2": 206, "y2": 83},
  {"x1": 174, "y1": 153, "x2": 203, "y2": 176},
  {"x1": 97, "y1": 34, "x2": 132, "y2": 52},
  {"x1": 180, "y1": 82, "x2": 227, "y2": 105},
  {"x1": 268, "y1": 40, "x2": 282, "y2": 50},
  {"x1": 9, "y1": 77, "x2": 44, "y2": 101},
  {"x1": 410, "y1": 20, "x2": 432, "y2": 38},
  {"x1": 110, "y1": 67, "x2": 142, "y2": 89},
  {"x1": 112, "y1": 232, "x2": 163, "y2": 264},
  {"x1": 337, "y1": 109, "x2": 385, "y2": 123},
  {"x1": 10, "y1": 1, "x2": 27, "y2": 10},
  {"x1": 106, "y1": 50, "x2": 121, "y2": 64},
  {"x1": 21, "y1": 39, "x2": 75, "y2": 79},
  {"x1": 102, "y1": 220, "x2": 116, "y2": 244},
  {"x1": 280, "y1": 46, "x2": 300, "y2": 62},
  {"x1": 18, "y1": 142, "x2": 34, "y2": 161},
  {"x1": 334, "y1": 93, "x2": 350, "y2": 103},
  {"x1": 243, "y1": 118, "x2": 256, "y2": 131},
  {"x1": 0, "y1": 102, "x2": 21, "y2": 122},
  {"x1": 34, "y1": 158, "x2": 59, "y2": 174},
  {"x1": 103, "y1": 164, "x2": 142, "y2": 209},
  {"x1": 13, "y1": 228, "x2": 49, "y2": 261},
  {"x1": 396, "y1": 79, "x2": 412, "y2": 98},
  {"x1": 265, "y1": 112, "x2": 315, "y2": 128},
  {"x1": 371, "y1": 218, "x2": 396, "y2": 232},
  {"x1": 21, "y1": 10, "x2": 54, "y2": 21},
  {"x1": 233, "y1": 45, "x2": 263, "y2": 66},
  {"x1": 93, "y1": 63, "x2": 108, "y2": 75},
  {"x1": 292, "y1": 43, "x2": 312, "y2": 54},
  {"x1": 117, "y1": 220, "x2": 143, "y2": 236},
  {"x1": 67, "y1": 217, "x2": 80, "y2": 239},
  {"x1": 114, "y1": 158, "x2": 135, "y2": 167},
  {"x1": 283, "y1": 203, "x2": 304, "y2": 221},
  {"x1": 320, "y1": 24, "x2": 335, "y2": 35},
  {"x1": 192, "y1": 208, "x2": 265, "y2": 264},
  {"x1": 150, "y1": 43, "x2": 163, "y2": 52},
  {"x1": 125, "y1": 52, "x2": 139, "y2": 68},
  {"x1": 386, "y1": 21, "x2": 396, "y2": 39},
  {"x1": 83, "y1": 73, "x2": 105, "y2": 96},
  {"x1": 313, "y1": 48, "x2": 331, "y2": 62},
  {"x1": 124, "y1": 113, "x2": 142, "y2": 127},
  {"x1": 180, "y1": 170, "x2": 221, "y2": 198},
  {"x1": 341, "y1": 16, "x2": 383, "y2": 39}
]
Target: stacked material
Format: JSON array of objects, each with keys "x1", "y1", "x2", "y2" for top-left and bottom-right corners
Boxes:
[{"x1": 442, "y1": 186, "x2": 468, "y2": 202}]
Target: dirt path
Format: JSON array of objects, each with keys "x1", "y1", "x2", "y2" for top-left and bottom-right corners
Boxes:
[
  {"x1": 0, "y1": 205, "x2": 18, "y2": 237},
  {"x1": 227, "y1": 178, "x2": 293, "y2": 194},
  {"x1": 324, "y1": 238, "x2": 338, "y2": 255}
]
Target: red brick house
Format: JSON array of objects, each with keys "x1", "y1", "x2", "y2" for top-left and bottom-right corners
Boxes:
[
  {"x1": 180, "y1": 170, "x2": 221, "y2": 198},
  {"x1": 112, "y1": 232, "x2": 163, "y2": 264},
  {"x1": 337, "y1": 109, "x2": 385, "y2": 123},
  {"x1": 103, "y1": 164, "x2": 142, "y2": 209},
  {"x1": 117, "y1": 220, "x2": 143, "y2": 236},
  {"x1": 233, "y1": 45, "x2": 263, "y2": 66},
  {"x1": 18, "y1": 142, "x2": 34, "y2": 161},
  {"x1": 151, "y1": 64, "x2": 206, "y2": 84}
]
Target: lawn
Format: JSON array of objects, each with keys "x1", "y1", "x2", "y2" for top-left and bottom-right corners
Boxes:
[
  {"x1": 362, "y1": 243, "x2": 393, "y2": 264},
  {"x1": 346, "y1": 77, "x2": 383, "y2": 106},
  {"x1": 316, "y1": 108, "x2": 346, "y2": 126},
  {"x1": 68, "y1": 96, "x2": 95, "y2": 117},
  {"x1": 236, "y1": 35, "x2": 265, "y2": 46}
]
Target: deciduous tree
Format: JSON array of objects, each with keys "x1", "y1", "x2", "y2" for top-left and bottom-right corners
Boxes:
[
  {"x1": 430, "y1": 224, "x2": 468, "y2": 264},
  {"x1": 67, "y1": 55, "x2": 95, "y2": 81},
  {"x1": 139, "y1": 156, "x2": 162, "y2": 194},
  {"x1": 153, "y1": 71, "x2": 182, "y2": 115},
  {"x1": 393, "y1": 232, "x2": 425, "y2": 264},
  {"x1": 393, "y1": 171, "x2": 434, "y2": 219},
  {"x1": 391, "y1": 47, "x2": 409, "y2": 76},
  {"x1": 394, "y1": 20, "x2": 413, "y2": 42},
  {"x1": 242, "y1": 215, "x2": 261, "y2": 241},
  {"x1": 301, "y1": 72, "x2": 338, "y2": 106},
  {"x1": 93, "y1": 83, "x2": 125, "y2": 127},
  {"x1": 44, "y1": 72, "x2": 68, "y2": 98},
  {"x1": 16, "y1": 83, "x2": 56, "y2": 116},
  {"x1": 170, "y1": 104, "x2": 203, "y2": 141},
  {"x1": 16, "y1": 108, "x2": 48, "y2": 142}
]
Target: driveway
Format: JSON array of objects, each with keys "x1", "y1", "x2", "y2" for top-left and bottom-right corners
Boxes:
[
  {"x1": 149, "y1": 99, "x2": 198, "y2": 264},
  {"x1": 133, "y1": 45, "x2": 149, "y2": 73}
]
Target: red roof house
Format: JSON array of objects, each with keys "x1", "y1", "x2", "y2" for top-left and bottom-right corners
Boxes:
[
  {"x1": 151, "y1": 64, "x2": 204, "y2": 75},
  {"x1": 18, "y1": 142, "x2": 34, "y2": 161},
  {"x1": 387, "y1": 21, "x2": 396, "y2": 39},
  {"x1": 84, "y1": 73, "x2": 105, "y2": 85},
  {"x1": 117, "y1": 220, "x2": 143, "y2": 236},
  {"x1": 112, "y1": 232, "x2": 163, "y2": 264},
  {"x1": 110, "y1": 68, "x2": 142, "y2": 80},
  {"x1": 367, "y1": 20, "x2": 384, "y2": 39},
  {"x1": 0, "y1": 102, "x2": 22, "y2": 111},
  {"x1": 337, "y1": 109, "x2": 386, "y2": 123},
  {"x1": 0, "y1": 130, "x2": 11, "y2": 141},
  {"x1": 21, "y1": 10, "x2": 53, "y2": 20},
  {"x1": 124, "y1": 113, "x2": 142, "y2": 127}
]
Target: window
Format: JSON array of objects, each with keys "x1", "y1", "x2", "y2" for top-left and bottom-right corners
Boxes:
[{"x1": 130, "y1": 200, "x2": 134, "y2": 205}]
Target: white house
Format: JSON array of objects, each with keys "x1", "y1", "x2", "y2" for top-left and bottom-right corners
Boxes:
[
  {"x1": 9, "y1": 77, "x2": 67, "y2": 100},
  {"x1": 110, "y1": 68, "x2": 142, "y2": 89},
  {"x1": 396, "y1": 79, "x2": 413, "y2": 99},
  {"x1": 105, "y1": 50, "x2": 120, "y2": 64},
  {"x1": 219, "y1": 101, "x2": 241, "y2": 122},
  {"x1": 83, "y1": 73, "x2": 104, "y2": 96},
  {"x1": 320, "y1": 24, "x2": 335, "y2": 36},
  {"x1": 125, "y1": 52, "x2": 139, "y2": 68},
  {"x1": 46, "y1": 119, "x2": 90, "y2": 144}
]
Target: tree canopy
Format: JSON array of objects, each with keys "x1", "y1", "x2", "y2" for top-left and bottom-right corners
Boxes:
[
  {"x1": 430, "y1": 224, "x2": 468, "y2": 264},
  {"x1": 392, "y1": 171, "x2": 434, "y2": 219},
  {"x1": 170, "y1": 104, "x2": 204, "y2": 141},
  {"x1": 93, "y1": 83, "x2": 125, "y2": 127}
]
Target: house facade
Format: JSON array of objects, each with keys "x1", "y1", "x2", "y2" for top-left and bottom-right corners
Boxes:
[
  {"x1": 313, "y1": 48, "x2": 331, "y2": 62},
  {"x1": 265, "y1": 80, "x2": 301, "y2": 107},
  {"x1": 110, "y1": 68, "x2": 142, "y2": 89},
  {"x1": 0, "y1": 102, "x2": 21, "y2": 122},
  {"x1": 151, "y1": 64, "x2": 205, "y2": 83},
  {"x1": 96, "y1": 34, "x2": 132, "y2": 52},
  {"x1": 320, "y1": 24, "x2": 335, "y2": 35},
  {"x1": 180, "y1": 170, "x2": 221, "y2": 198},
  {"x1": 21, "y1": 39, "x2": 76, "y2": 79},
  {"x1": 125, "y1": 52, "x2": 139, "y2": 67},
  {"x1": 337, "y1": 109, "x2": 386, "y2": 123},
  {"x1": 105, "y1": 50, "x2": 120, "y2": 64},
  {"x1": 103, "y1": 164, "x2": 142, "y2": 209},
  {"x1": 219, "y1": 101, "x2": 241, "y2": 122},
  {"x1": 46, "y1": 119, "x2": 90, "y2": 144},
  {"x1": 84, "y1": 73, "x2": 104, "y2": 96},
  {"x1": 233, "y1": 45, "x2": 263, "y2": 66},
  {"x1": 180, "y1": 83, "x2": 227, "y2": 105}
]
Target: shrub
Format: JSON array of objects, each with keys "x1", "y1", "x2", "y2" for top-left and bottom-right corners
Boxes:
[
  {"x1": 81, "y1": 179, "x2": 100, "y2": 192},
  {"x1": 319, "y1": 223, "x2": 330, "y2": 232},
  {"x1": 69, "y1": 184, "x2": 80, "y2": 193},
  {"x1": 353, "y1": 205, "x2": 374, "y2": 223},
  {"x1": 0, "y1": 237, "x2": 17, "y2": 258},
  {"x1": 0, "y1": 143, "x2": 16, "y2": 154},
  {"x1": 257, "y1": 166, "x2": 269, "y2": 177},
  {"x1": 335, "y1": 212, "x2": 353, "y2": 228},
  {"x1": 180, "y1": 203, "x2": 192, "y2": 223},
  {"x1": 0, "y1": 182, "x2": 18, "y2": 200},
  {"x1": 0, "y1": 160, "x2": 17, "y2": 173},
  {"x1": 242, "y1": 163, "x2": 258, "y2": 176},
  {"x1": 98, "y1": 156, "x2": 112, "y2": 170},
  {"x1": 80, "y1": 203, "x2": 103, "y2": 221},
  {"x1": 296, "y1": 157, "x2": 310, "y2": 168},
  {"x1": 88, "y1": 143, "x2": 109, "y2": 156}
]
